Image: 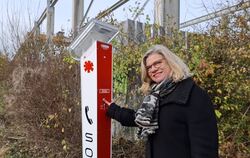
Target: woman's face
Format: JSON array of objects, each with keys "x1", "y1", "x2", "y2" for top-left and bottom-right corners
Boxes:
[{"x1": 145, "y1": 53, "x2": 172, "y2": 83}]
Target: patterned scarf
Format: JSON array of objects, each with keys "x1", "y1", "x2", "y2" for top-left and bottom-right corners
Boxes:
[{"x1": 135, "y1": 78, "x2": 176, "y2": 139}]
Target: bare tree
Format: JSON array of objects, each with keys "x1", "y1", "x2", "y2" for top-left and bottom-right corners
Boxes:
[{"x1": 0, "y1": 0, "x2": 43, "y2": 58}]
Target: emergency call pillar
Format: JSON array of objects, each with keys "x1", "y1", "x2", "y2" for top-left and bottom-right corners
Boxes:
[
  {"x1": 68, "y1": 19, "x2": 118, "y2": 158},
  {"x1": 81, "y1": 41, "x2": 112, "y2": 158}
]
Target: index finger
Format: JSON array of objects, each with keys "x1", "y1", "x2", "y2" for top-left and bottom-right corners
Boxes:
[{"x1": 102, "y1": 98, "x2": 112, "y2": 106}]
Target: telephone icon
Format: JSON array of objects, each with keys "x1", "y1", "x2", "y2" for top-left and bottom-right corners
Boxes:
[{"x1": 85, "y1": 106, "x2": 93, "y2": 125}]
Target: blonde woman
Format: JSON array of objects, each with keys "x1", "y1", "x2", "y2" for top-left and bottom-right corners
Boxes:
[{"x1": 103, "y1": 45, "x2": 218, "y2": 158}]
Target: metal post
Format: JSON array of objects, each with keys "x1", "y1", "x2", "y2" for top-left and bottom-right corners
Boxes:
[
  {"x1": 135, "y1": 21, "x2": 144, "y2": 43},
  {"x1": 72, "y1": 0, "x2": 84, "y2": 37},
  {"x1": 184, "y1": 31, "x2": 188, "y2": 50},
  {"x1": 34, "y1": 21, "x2": 40, "y2": 36},
  {"x1": 121, "y1": 19, "x2": 135, "y2": 44},
  {"x1": 154, "y1": 0, "x2": 180, "y2": 35},
  {"x1": 47, "y1": 0, "x2": 55, "y2": 41}
]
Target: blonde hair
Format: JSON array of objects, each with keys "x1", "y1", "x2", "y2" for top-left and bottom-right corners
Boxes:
[{"x1": 140, "y1": 45, "x2": 192, "y2": 94}]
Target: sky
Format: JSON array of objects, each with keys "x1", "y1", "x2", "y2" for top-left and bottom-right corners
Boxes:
[{"x1": 0, "y1": 0, "x2": 239, "y2": 54}]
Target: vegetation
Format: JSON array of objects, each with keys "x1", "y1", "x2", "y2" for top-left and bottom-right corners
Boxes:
[{"x1": 0, "y1": 1, "x2": 249, "y2": 158}]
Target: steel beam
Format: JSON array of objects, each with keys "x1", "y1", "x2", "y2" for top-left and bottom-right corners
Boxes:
[
  {"x1": 95, "y1": 0, "x2": 129, "y2": 20},
  {"x1": 180, "y1": 1, "x2": 250, "y2": 29},
  {"x1": 37, "y1": 0, "x2": 58, "y2": 26}
]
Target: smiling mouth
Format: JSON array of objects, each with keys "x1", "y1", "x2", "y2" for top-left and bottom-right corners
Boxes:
[{"x1": 153, "y1": 72, "x2": 162, "y2": 77}]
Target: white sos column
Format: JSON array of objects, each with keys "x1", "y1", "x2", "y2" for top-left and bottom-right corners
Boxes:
[
  {"x1": 81, "y1": 41, "x2": 112, "y2": 158},
  {"x1": 68, "y1": 19, "x2": 118, "y2": 158}
]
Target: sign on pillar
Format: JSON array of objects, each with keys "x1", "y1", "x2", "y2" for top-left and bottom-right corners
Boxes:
[{"x1": 81, "y1": 41, "x2": 112, "y2": 158}]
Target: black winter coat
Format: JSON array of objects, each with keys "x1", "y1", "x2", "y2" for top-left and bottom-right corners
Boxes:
[{"x1": 107, "y1": 78, "x2": 218, "y2": 158}]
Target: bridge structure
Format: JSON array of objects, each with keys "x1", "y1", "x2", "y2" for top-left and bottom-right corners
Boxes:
[{"x1": 31, "y1": 0, "x2": 249, "y2": 42}]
